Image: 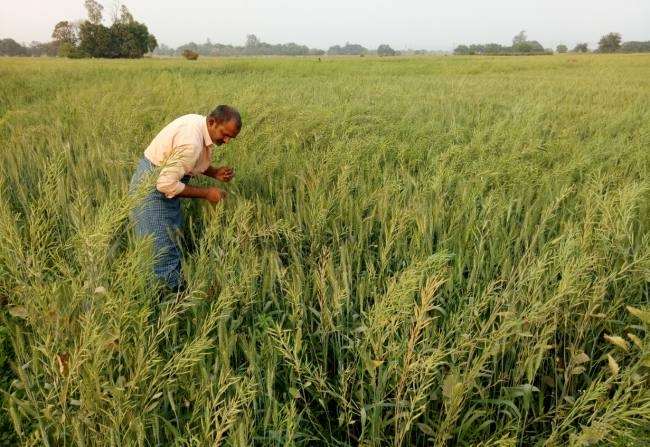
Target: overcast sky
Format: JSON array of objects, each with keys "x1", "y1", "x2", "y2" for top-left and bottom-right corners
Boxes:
[{"x1": 1, "y1": 0, "x2": 649, "y2": 51}]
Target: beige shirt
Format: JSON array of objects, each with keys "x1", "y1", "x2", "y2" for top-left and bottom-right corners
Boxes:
[{"x1": 143, "y1": 114, "x2": 214, "y2": 198}]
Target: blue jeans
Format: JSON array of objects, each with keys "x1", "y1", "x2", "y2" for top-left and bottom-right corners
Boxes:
[{"x1": 129, "y1": 157, "x2": 190, "y2": 292}]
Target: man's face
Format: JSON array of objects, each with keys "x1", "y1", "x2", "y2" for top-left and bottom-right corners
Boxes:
[{"x1": 207, "y1": 119, "x2": 240, "y2": 146}]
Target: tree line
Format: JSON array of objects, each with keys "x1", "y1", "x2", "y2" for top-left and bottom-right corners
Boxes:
[
  {"x1": 454, "y1": 31, "x2": 551, "y2": 55},
  {"x1": 3, "y1": 19, "x2": 650, "y2": 59},
  {"x1": 156, "y1": 36, "x2": 401, "y2": 58},
  {"x1": 165, "y1": 34, "x2": 320, "y2": 58},
  {"x1": 1, "y1": 28, "x2": 406, "y2": 59},
  {"x1": 455, "y1": 31, "x2": 650, "y2": 55},
  {"x1": 0, "y1": 39, "x2": 59, "y2": 57}
]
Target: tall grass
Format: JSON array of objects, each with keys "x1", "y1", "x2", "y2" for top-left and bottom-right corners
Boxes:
[{"x1": 0, "y1": 54, "x2": 648, "y2": 445}]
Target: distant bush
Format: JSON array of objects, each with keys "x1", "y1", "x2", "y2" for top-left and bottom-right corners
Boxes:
[
  {"x1": 556, "y1": 44, "x2": 568, "y2": 53},
  {"x1": 182, "y1": 49, "x2": 199, "y2": 60}
]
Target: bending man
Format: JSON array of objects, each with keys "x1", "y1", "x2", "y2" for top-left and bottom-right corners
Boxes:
[{"x1": 129, "y1": 105, "x2": 241, "y2": 292}]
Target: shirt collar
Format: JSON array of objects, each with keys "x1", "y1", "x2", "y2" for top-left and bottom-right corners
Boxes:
[{"x1": 202, "y1": 116, "x2": 214, "y2": 147}]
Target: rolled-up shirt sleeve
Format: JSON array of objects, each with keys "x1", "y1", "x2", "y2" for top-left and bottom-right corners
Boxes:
[{"x1": 156, "y1": 144, "x2": 200, "y2": 198}]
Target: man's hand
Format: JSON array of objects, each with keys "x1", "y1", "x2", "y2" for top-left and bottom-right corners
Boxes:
[
  {"x1": 213, "y1": 166, "x2": 235, "y2": 182},
  {"x1": 205, "y1": 187, "x2": 227, "y2": 204}
]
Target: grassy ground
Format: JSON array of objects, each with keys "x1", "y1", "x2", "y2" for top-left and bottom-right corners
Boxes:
[{"x1": 0, "y1": 54, "x2": 649, "y2": 446}]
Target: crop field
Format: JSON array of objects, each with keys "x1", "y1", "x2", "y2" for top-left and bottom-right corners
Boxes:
[{"x1": 0, "y1": 54, "x2": 649, "y2": 446}]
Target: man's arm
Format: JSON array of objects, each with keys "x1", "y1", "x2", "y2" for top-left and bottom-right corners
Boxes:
[
  {"x1": 155, "y1": 145, "x2": 226, "y2": 203},
  {"x1": 176, "y1": 184, "x2": 226, "y2": 203}
]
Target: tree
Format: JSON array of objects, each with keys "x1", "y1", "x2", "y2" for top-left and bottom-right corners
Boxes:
[
  {"x1": 454, "y1": 45, "x2": 470, "y2": 55},
  {"x1": 84, "y1": 0, "x2": 104, "y2": 24},
  {"x1": 513, "y1": 30, "x2": 527, "y2": 45},
  {"x1": 512, "y1": 41, "x2": 530, "y2": 52},
  {"x1": 52, "y1": 21, "x2": 78, "y2": 45},
  {"x1": 573, "y1": 43, "x2": 589, "y2": 53},
  {"x1": 510, "y1": 31, "x2": 546, "y2": 53},
  {"x1": 52, "y1": 20, "x2": 80, "y2": 57},
  {"x1": 118, "y1": 4, "x2": 134, "y2": 24},
  {"x1": 110, "y1": 21, "x2": 151, "y2": 58},
  {"x1": 78, "y1": 22, "x2": 115, "y2": 57},
  {"x1": 147, "y1": 34, "x2": 158, "y2": 53},
  {"x1": 598, "y1": 32, "x2": 622, "y2": 53},
  {"x1": 556, "y1": 44, "x2": 568, "y2": 53},
  {"x1": 377, "y1": 44, "x2": 396, "y2": 56},
  {"x1": 245, "y1": 34, "x2": 260, "y2": 49}
]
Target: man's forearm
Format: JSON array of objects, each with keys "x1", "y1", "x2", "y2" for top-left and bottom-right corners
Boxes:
[{"x1": 175, "y1": 184, "x2": 210, "y2": 200}]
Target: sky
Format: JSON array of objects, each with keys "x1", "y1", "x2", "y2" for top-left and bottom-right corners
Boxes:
[{"x1": 1, "y1": 0, "x2": 649, "y2": 51}]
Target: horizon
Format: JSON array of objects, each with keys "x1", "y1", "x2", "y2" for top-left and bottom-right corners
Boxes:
[{"x1": 1, "y1": 0, "x2": 649, "y2": 52}]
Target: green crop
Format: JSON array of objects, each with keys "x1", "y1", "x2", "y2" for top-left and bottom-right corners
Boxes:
[{"x1": 0, "y1": 54, "x2": 648, "y2": 446}]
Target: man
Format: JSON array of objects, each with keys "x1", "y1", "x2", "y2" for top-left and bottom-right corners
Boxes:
[{"x1": 129, "y1": 105, "x2": 241, "y2": 292}]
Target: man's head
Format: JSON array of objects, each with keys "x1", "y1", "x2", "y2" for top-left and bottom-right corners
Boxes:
[{"x1": 206, "y1": 105, "x2": 242, "y2": 146}]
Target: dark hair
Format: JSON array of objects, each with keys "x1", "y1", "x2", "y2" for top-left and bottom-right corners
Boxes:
[{"x1": 208, "y1": 105, "x2": 242, "y2": 130}]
